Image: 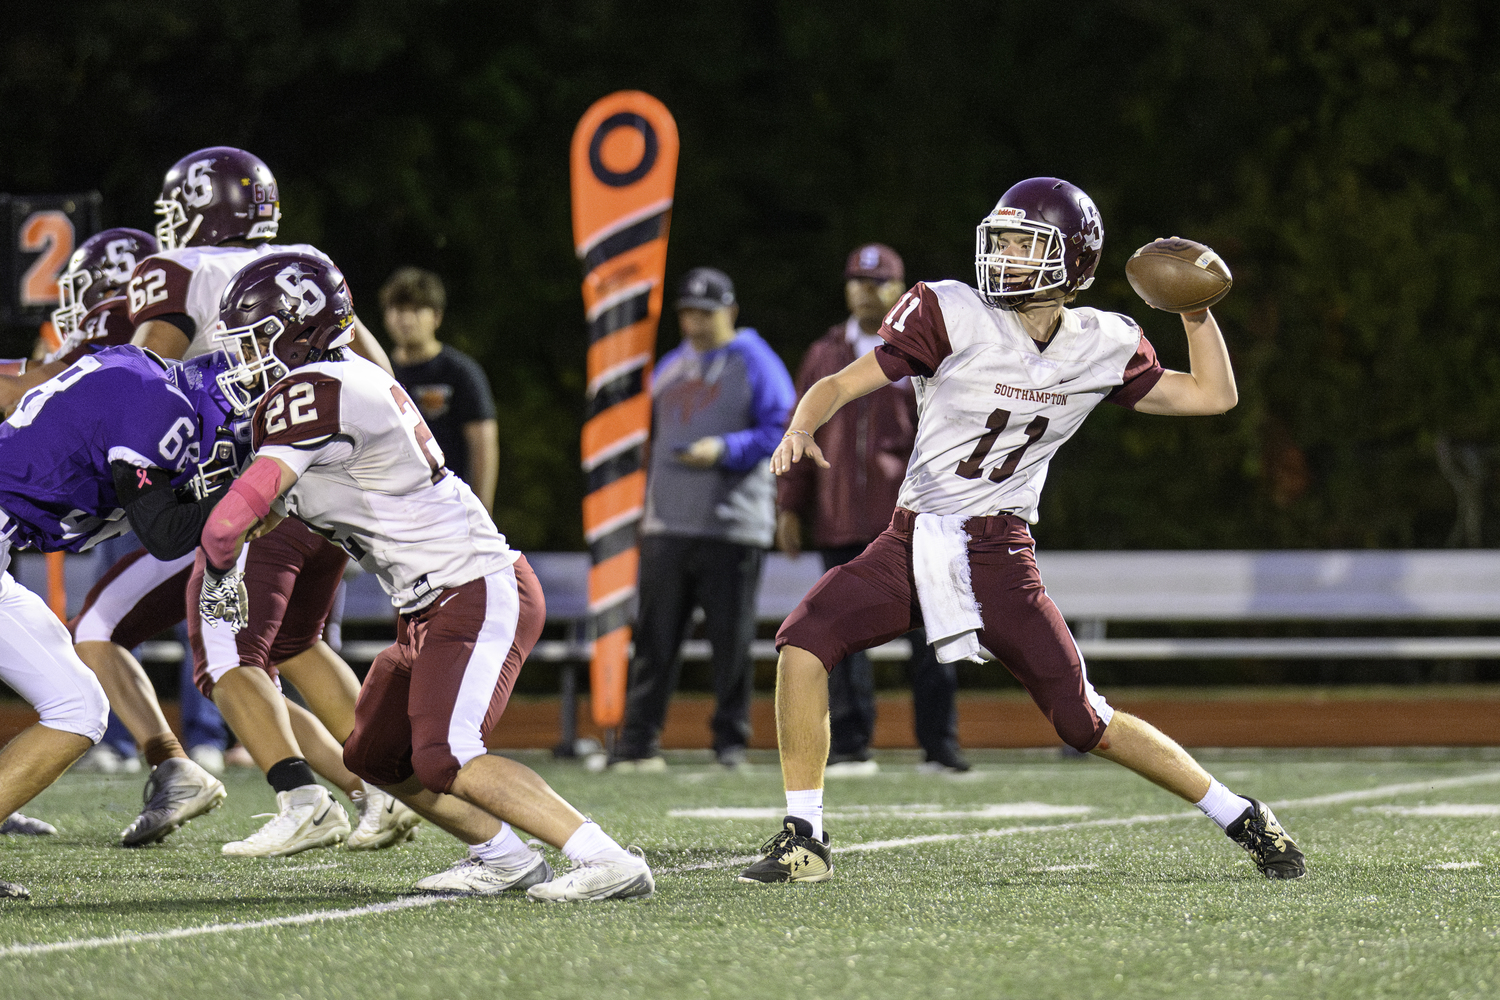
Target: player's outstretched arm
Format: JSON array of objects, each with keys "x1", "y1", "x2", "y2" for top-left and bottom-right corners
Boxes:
[
  {"x1": 200, "y1": 456, "x2": 299, "y2": 573},
  {"x1": 771, "y1": 351, "x2": 892, "y2": 474},
  {"x1": 1133, "y1": 309, "x2": 1238, "y2": 416}
]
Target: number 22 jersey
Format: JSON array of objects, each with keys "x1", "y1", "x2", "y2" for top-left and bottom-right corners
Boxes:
[
  {"x1": 874, "y1": 280, "x2": 1165, "y2": 523},
  {"x1": 250, "y1": 354, "x2": 516, "y2": 611}
]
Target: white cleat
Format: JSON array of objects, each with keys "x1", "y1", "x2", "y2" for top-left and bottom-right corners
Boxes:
[
  {"x1": 414, "y1": 851, "x2": 553, "y2": 894},
  {"x1": 526, "y1": 846, "x2": 654, "y2": 903},
  {"x1": 222, "y1": 784, "x2": 350, "y2": 858},
  {"x1": 0, "y1": 813, "x2": 57, "y2": 836},
  {"x1": 121, "y1": 757, "x2": 227, "y2": 847},
  {"x1": 72, "y1": 744, "x2": 141, "y2": 774},
  {"x1": 346, "y1": 784, "x2": 422, "y2": 851},
  {"x1": 188, "y1": 744, "x2": 226, "y2": 775}
]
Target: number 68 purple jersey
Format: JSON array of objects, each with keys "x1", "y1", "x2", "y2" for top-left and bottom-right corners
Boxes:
[
  {"x1": 876, "y1": 281, "x2": 1166, "y2": 524},
  {"x1": 0, "y1": 346, "x2": 207, "y2": 552}
]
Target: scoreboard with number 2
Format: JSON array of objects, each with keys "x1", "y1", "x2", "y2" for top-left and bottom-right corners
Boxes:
[{"x1": 0, "y1": 191, "x2": 101, "y2": 348}]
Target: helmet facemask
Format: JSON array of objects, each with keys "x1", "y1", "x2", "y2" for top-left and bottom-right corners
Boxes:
[
  {"x1": 153, "y1": 196, "x2": 203, "y2": 251},
  {"x1": 975, "y1": 215, "x2": 1071, "y2": 307},
  {"x1": 51, "y1": 268, "x2": 92, "y2": 341},
  {"x1": 213, "y1": 316, "x2": 290, "y2": 414}
]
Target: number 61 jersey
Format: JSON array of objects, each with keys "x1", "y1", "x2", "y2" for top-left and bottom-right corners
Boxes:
[
  {"x1": 250, "y1": 354, "x2": 517, "y2": 611},
  {"x1": 875, "y1": 281, "x2": 1166, "y2": 523}
]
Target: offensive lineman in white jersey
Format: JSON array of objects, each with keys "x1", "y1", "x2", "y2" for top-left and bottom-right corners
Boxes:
[
  {"x1": 198, "y1": 252, "x2": 654, "y2": 900},
  {"x1": 740, "y1": 177, "x2": 1305, "y2": 885},
  {"x1": 70, "y1": 146, "x2": 416, "y2": 854}
]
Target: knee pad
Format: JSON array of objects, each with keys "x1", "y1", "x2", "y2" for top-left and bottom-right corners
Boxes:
[
  {"x1": 71, "y1": 606, "x2": 118, "y2": 645},
  {"x1": 342, "y1": 731, "x2": 413, "y2": 788},
  {"x1": 37, "y1": 672, "x2": 110, "y2": 745},
  {"x1": 410, "y1": 745, "x2": 459, "y2": 795},
  {"x1": 1053, "y1": 706, "x2": 1107, "y2": 754}
]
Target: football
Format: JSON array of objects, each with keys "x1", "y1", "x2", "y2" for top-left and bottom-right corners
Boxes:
[{"x1": 1124, "y1": 237, "x2": 1232, "y2": 313}]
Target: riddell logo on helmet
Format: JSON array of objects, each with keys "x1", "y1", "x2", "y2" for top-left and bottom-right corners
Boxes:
[{"x1": 994, "y1": 207, "x2": 1027, "y2": 219}]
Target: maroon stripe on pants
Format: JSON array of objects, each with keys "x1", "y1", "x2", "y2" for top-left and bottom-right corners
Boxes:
[
  {"x1": 776, "y1": 507, "x2": 1107, "y2": 752},
  {"x1": 343, "y1": 555, "x2": 545, "y2": 793},
  {"x1": 186, "y1": 517, "x2": 347, "y2": 697},
  {"x1": 68, "y1": 548, "x2": 190, "y2": 648}
]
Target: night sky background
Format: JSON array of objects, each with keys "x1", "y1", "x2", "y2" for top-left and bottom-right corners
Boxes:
[{"x1": 4, "y1": 0, "x2": 1499, "y2": 557}]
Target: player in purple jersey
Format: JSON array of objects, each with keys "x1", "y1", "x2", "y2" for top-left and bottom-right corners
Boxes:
[{"x1": 0, "y1": 345, "x2": 237, "y2": 891}]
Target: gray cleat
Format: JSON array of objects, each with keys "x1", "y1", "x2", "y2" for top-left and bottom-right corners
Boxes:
[{"x1": 121, "y1": 757, "x2": 228, "y2": 847}]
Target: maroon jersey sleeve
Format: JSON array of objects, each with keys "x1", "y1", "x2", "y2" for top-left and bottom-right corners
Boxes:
[
  {"x1": 1104, "y1": 332, "x2": 1167, "y2": 409},
  {"x1": 125, "y1": 256, "x2": 195, "y2": 325},
  {"x1": 876, "y1": 282, "x2": 951, "y2": 378},
  {"x1": 252, "y1": 373, "x2": 344, "y2": 450}
]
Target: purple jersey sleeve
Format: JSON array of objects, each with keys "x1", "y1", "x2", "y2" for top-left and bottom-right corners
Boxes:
[{"x1": 0, "y1": 346, "x2": 201, "y2": 552}]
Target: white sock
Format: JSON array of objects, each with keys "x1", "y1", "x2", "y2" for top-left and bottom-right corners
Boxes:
[
  {"x1": 469, "y1": 823, "x2": 535, "y2": 866},
  {"x1": 562, "y1": 820, "x2": 633, "y2": 864},
  {"x1": 786, "y1": 788, "x2": 824, "y2": 841},
  {"x1": 1196, "y1": 779, "x2": 1253, "y2": 830}
]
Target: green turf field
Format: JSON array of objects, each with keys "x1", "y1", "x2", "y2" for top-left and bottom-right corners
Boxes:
[{"x1": 2, "y1": 748, "x2": 1498, "y2": 999}]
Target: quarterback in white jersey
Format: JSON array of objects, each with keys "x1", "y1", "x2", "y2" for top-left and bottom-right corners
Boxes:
[
  {"x1": 740, "y1": 177, "x2": 1306, "y2": 887},
  {"x1": 199, "y1": 251, "x2": 654, "y2": 900}
]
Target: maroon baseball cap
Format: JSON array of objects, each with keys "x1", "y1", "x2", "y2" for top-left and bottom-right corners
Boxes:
[{"x1": 844, "y1": 243, "x2": 904, "y2": 283}]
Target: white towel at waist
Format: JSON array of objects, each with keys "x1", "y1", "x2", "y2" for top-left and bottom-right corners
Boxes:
[{"x1": 912, "y1": 512, "x2": 995, "y2": 665}]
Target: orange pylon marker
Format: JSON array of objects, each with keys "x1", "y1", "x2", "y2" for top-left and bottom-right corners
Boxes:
[{"x1": 570, "y1": 92, "x2": 679, "y2": 728}]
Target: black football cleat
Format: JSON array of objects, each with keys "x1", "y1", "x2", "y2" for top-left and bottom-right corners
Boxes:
[
  {"x1": 0, "y1": 880, "x2": 29, "y2": 900},
  {"x1": 1226, "y1": 798, "x2": 1306, "y2": 880},
  {"x1": 738, "y1": 815, "x2": 833, "y2": 884}
]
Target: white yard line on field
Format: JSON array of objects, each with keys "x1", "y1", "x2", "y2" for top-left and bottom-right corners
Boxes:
[
  {"x1": 0, "y1": 895, "x2": 453, "y2": 958},
  {"x1": 1274, "y1": 769, "x2": 1500, "y2": 808},
  {"x1": 8, "y1": 768, "x2": 1500, "y2": 957},
  {"x1": 670, "y1": 767, "x2": 1500, "y2": 871}
]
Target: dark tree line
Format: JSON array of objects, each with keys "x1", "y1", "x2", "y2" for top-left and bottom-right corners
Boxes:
[{"x1": 4, "y1": 0, "x2": 1498, "y2": 551}]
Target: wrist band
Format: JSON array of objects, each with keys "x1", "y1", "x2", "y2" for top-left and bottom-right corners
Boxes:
[{"x1": 784, "y1": 429, "x2": 814, "y2": 440}]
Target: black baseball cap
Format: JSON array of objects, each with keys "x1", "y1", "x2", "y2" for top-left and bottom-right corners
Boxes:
[{"x1": 675, "y1": 267, "x2": 736, "y2": 311}]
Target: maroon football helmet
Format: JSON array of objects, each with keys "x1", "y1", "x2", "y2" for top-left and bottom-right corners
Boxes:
[
  {"x1": 155, "y1": 146, "x2": 280, "y2": 250},
  {"x1": 975, "y1": 177, "x2": 1104, "y2": 306},
  {"x1": 213, "y1": 252, "x2": 354, "y2": 413},
  {"x1": 51, "y1": 227, "x2": 158, "y2": 341}
]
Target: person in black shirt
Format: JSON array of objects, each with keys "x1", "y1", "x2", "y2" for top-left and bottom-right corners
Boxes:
[{"x1": 380, "y1": 268, "x2": 499, "y2": 515}]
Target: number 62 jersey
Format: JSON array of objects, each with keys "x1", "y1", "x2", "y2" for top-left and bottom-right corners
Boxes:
[
  {"x1": 250, "y1": 354, "x2": 516, "y2": 611},
  {"x1": 874, "y1": 281, "x2": 1166, "y2": 523}
]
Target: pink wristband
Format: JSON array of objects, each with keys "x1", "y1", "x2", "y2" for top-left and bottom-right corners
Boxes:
[{"x1": 200, "y1": 457, "x2": 283, "y2": 568}]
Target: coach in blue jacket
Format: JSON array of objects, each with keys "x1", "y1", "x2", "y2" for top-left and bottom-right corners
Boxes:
[{"x1": 607, "y1": 268, "x2": 796, "y2": 770}]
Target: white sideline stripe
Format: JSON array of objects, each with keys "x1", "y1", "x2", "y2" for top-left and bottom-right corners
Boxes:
[
  {"x1": 1273, "y1": 769, "x2": 1500, "y2": 807},
  {"x1": 669, "y1": 803, "x2": 1093, "y2": 821},
  {"x1": 0, "y1": 895, "x2": 452, "y2": 959},
  {"x1": 1355, "y1": 804, "x2": 1500, "y2": 817},
  {"x1": 12, "y1": 769, "x2": 1500, "y2": 955},
  {"x1": 678, "y1": 768, "x2": 1500, "y2": 872},
  {"x1": 1428, "y1": 861, "x2": 1484, "y2": 869}
]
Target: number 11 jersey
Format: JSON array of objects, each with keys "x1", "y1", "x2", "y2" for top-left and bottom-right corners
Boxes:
[
  {"x1": 250, "y1": 354, "x2": 517, "y2": 611},
  {"x1": 874, "y1": 281, "x2": 1165, "y2": 523}
]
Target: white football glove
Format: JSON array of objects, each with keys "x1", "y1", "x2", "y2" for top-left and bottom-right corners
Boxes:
[{"x1": 200, "y1": 568, "x2": 249, "y2": 634}]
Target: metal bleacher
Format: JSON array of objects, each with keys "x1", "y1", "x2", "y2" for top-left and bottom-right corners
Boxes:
[{"x1": 15, "y1": 548, "x2": 1500, "y2": 665}]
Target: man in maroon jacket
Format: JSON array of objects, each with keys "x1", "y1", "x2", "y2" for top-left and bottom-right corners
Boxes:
[{"x1": 775, "y1": 244, "x2": 969, "y2": 772}]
